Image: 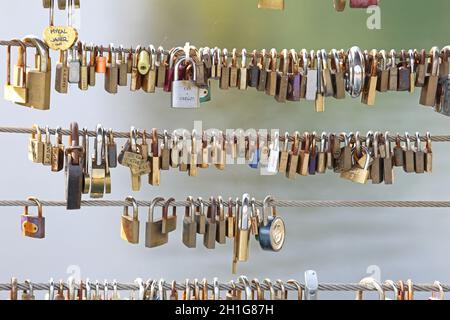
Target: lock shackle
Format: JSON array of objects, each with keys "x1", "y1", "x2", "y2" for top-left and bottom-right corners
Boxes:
[
  {"x1": 346, "y1": 46, "x2": 364, "y2": 98},
  {"x1": 32, "y1": 124, "x2": 42, "y2": 141},
  {"x1": 23, "y1": 36, "x2": 49, "y2": 73},
  {"x1": 250, "y1": 197, "x2": 260, "y2": 223},
  {"x1": 7, "y1": 39, "x2": 27, "y2": 87},
  {"x1": 124, "y1": 196, "x2": 138, "y2": 220},
  {"x1": 278, "y1": 49, "x2": 288, "y2": 75},
  {"x1": 227, "y1": 197, "x2": 235, "y2": 219},
  {"x1": 374, "y1": 132, "x2": 382, "y2": 157},
  {"x1": 405, "y1": 132, "x2": 412, "y2": 151},
  {"x1": 157, "y1": 46, "x2": 167, "y2": 67},
  {"x1": 360, "y1": 146, "x2": 371, "y2": 170},
  {"x1": 174, "y1": 57, "x2": 196, "y2": 81},
  {"x1": 282, "y1": 132, "x2": 289, "y2": 152},
  {"x1": 303, "y1": 132, "x2": 310, "y2": 153},
  {"x1": 310, "y1": 132, "x2": 317, "y2": 156},
  {"x1": 231, "y1": 48, "x2": 238, "y2": 68},
  {"x1": 378, "y1": 50, "x2": 387, "y2": 70},
  {"x1": 168, "y1": 47, "x2": 184, "y2": 69},
  {"x1": 191, "y1": 130, "x2": 197, "y2": 153},
  {"x1": 240, "y1": 48, "x2": 247, "y2": 69},
  {"x1": 147, "y1": 45, "x2": 156, "y2": 70},
  {"x1": 94, "y1": 124, "x2": 105, "y2": 165},
  {"x1": 108, "y1": 43, "x2": 116, "y2": 66},
  {"x1": 330, "y1": 49, "x2": 341, "y2": 73},
  {"x1": 426, "y1": 132, "x2": 432, "y2": 153},
  {"x1": 320, "y1": 49, "x2": 328, "y2": 70},
  {"x1": 82, "y1": 127, "x2": 89, "y2": 171},
  {"x1": 185, "y1": 196, "x2": 195, "y2": 218},
  {"x1": 162, "y1": 197, "x2": 176, "y2": 220},
  {"x1": 250, "y1": 49, "x2": 258, "y2": 66},
  {"x1": 148, "y1": 197, "x2": 165, "y2": 222},
  {"x1": 430, "y1": 47, "x2": 440, "y2": 76},
  {"x1": 196, "y1": 197, "x2": 205, "y2": 219},
  {"x1": 299, "y1": 49, "x2": 308, "y2": 73},
  {"x1": 130, "y1": 127, "x2": 138, "y2": 153},
  {"x1": 262, "y1": 195, "x2": 277, "y2": 226},
  {"x1": 268, "y1": 48, "x2": 277, "y2": 72},
  {"x1": 207, "y1": 197, "x2": 217, "y2": 223},
  {"x1": 415, "y1": 132, "x2": 422, "y2": 152},
  {"x1": 309, "y1": 50, "x2": 316, "y2": 69},
  {"x1": 239, "y1": 194, "x2": 251, "y2": 230},
  {"x1": 288, "y1": 49, "x2": 299, "y2": 74},
  {"x1": 369, "y1": 49, "x2": 378, "y2": 75},
  {"x1": 408, "y1": 49, "x2": 415, "y2": 72},
  {"x1": 320, "y1": 132, "x2": 327, "y2": 153},
  {"x1": 45, "y1": 126, "x2": 51, "y2": 144},
  {"x1": 276, "y1": 280, "x2": 286, "y2": 300},
  {"x1": 25, "y1": 196, "x2": 43, "y2": 218},
  {"x1": 217, "y1": 196, "x2": 225, "y2": 221},
  {"x1": 238, "y1": 276, "x2": 252, "y2": 301},
  {"x1": 151, "y1": 128, "x2": 159, "y2": 156},
  {"x1": 222, "y1": 48, "x2": 229, "y2": 67},
  {"x1": 263, "y1": 279, "x2": 276, "y2": 300},
  {"x1": 259, "y1": 49, "x2": 267, "y2": 68}
]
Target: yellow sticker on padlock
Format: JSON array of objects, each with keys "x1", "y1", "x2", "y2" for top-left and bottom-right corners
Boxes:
[{"x1": 22, "y1": 221, "x2": 38, "y2": 234}]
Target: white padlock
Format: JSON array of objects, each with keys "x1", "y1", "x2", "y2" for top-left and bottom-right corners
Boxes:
[{"x1": 171, "y1": 57, "x2": 200, "y2": 109}]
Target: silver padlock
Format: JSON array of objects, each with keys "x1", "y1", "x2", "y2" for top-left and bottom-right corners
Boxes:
[
  {"x1": 171, "y1": 57, "x2": 200, "y2": 109},
  {"x1": 305, "y1": 50, "x2": 318, "y2": 101},
  {"x1": 68, "y1": 46, "x2": 81, "y2": 83}
]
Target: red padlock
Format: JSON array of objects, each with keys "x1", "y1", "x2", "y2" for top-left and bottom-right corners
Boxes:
[{"x1": 350, "y1": 0, "x2": 378, "y2": 8}]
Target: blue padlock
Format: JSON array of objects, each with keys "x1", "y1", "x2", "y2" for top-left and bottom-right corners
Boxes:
[{"x1": 258, "y1": 196, "x2": 286, "y2": 252}]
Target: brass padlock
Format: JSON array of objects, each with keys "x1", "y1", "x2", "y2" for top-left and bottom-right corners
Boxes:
[
  {"x1": 361, "y1": 49, "x2": 378, "y2": 106},
  {"x1": 121, "y1": 196, "x2": 140, "y2": 244},
  {"x1": 226, "y1": 197, "x2": 236, "y2": 238},
  {"x1": 234, "y1": 194, "x2": 251, "y2": 262},
  {"x1": 403, "y1": 132, "x2": 415, "y2": 173},
  {"x1": 371, "y1": 132, "x2": 384, "y2": 184},
  {"x1": 275, "y1": 49, "x2": 289, "y2": 103},
  {"x1": 376, "y1": 50, "x2": 389, "y2": 92},
  {"x1": 105, "y1": 43, "x2": 118, "y2": 94},
  {"x1": 4, "y1": 40, "x2": 28, "y2": 104},
  {"x1": 20, "y1": 37, "x2": 51, "y2": 110},
  {"x1": 204, "y1": 197, "x2": 218, "y2": 249},
  {"x1": 90, "y1": 125, "x2": 106, "y2": 198},
  {"x1": 149, "y1": 129, "x2": 161, "y2": 186},
  {"x1": 156, "y1": 46, "x2": 167, "y2": 88},
  {"x1": 383, "y1": 132, "x2": 394, "y2": 185},
  {"x1": 145, "y1": 197, "x2": 168, "y2": 248},
  {"x1": 420, "y1": 47, "x2": 440, "y2": 107},
  {"x1": 195, "y1": 197, "x2": 206, "y2": 234},
  {"x1": 340, "y1": 146, "x2": 371, "y2": 184},
  {"x1": 278, "y1": 132, "x2": 290, "y2": 173},
  {"x1": 142, "y1": 45, "x2": 157, "y2": 93},
  {"x1": 286, "y1": 132, "x2": 300, "y2": 179},
  {"x1": 238, "y1": 49, "x2": 248, "y2": 91},
  {"x1": 266, "y1": 49, "x2": 278, "y2": 96},
  {"x1": 182, "y1": 196, "x2": 197, "y2": 248},
  {"x1": 88, "y1": 45, "x2": 97, "y2": 87},
  {"x1": 321, "y1": 49, "x2": 334, "y2": 97},
  {"x1": 28, "y1": 124, "x2": 44, "y2": 163},
  {"x1": 78, "y1": 42, "x2": 88, "y2": 91},
  {"x1": 230, "y1": 49, "x2": 239, "y2": 88},
  {"x1": 117, "y1": 45, "x2": 128, "y2": 87},
  {"x1": 414, "y1": 132, "x2": 425, "y2": 174},
  {"x1": 55, "y1": 50, "x2": 69, "y2": 93},
  {"x1": 21, "y1": 197, "x2": 45, "y2": 239},
  {"x1": 220, "y1": 48, "x2": 230, "y2": 90},
  {"x1": 189, "y1": 130, "x2": 198, "y2": 177},
  {"x1": 51, "y1": 126, "x2": 65, "y2": 172},
  {"x1": 162, "y1": 197, "x2": 177, "y2": 234},
  {"x1": 160, "y1": 130, "x2": 171, "y2": 170},
  {"x1": 216, "y1": 196, "x2": 227, "y2": 245}
]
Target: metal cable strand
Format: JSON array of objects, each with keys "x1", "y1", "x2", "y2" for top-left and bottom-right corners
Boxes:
[
  {"x1": 0, "y1": 126, "x2": 446, "y2": 143},
  {"x1": 2, "y1": 282, "x2": 450, "y2": 293},
  {"x1": 4, "y1": 200, "x2": 450, "y2": 208}
]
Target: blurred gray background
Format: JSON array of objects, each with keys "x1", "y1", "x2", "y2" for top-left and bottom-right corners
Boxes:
[{"x1": 0, "y1": 0, "x2": 450, "y2": 299}]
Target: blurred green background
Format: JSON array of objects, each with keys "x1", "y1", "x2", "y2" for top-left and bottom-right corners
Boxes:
[{"x1": 0, "y1": 0, "x2": 449, "y2": 299}]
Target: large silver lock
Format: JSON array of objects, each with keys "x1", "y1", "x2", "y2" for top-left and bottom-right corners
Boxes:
[{"x1": 171, "y1": 57, "x2": 200, "y2": 109}]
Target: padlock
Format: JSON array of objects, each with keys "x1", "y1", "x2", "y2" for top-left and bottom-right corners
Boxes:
[
  {"x1": 286, "y1": 132, "x2": 300, "y2": 179},
  {"x1": 162, "y1": 198, "x2": 177, "y2": 234},
  {"x1": 216, "y1": 196, "x2": 227, "y2": 245},
  {"x1": 90, "y1": 125, "x2": 106, "y2": 199},
  {"x1": 171, "y1": 57, "x2": 200, "y2": 108},
  {"x1": 415, "y1": 49, "x2": 427, "y2": 87},
  {"x1": 370, "y1": 132, "x2": 384, "y2": 184},
  {"x1": 321, "y1": 49, "x2": 334, "y2": 97},
  {"x1": 195, "y1": 197, "x2": 206, "y2": 234},
  {"x1": 397, "y1": 50, "x2": 410, "y2": 92},
  {"x1": 226, "y1": 198, "x2": 236, "y2": 238},
  {"x1": 96, "y1": 46, "x2": 107, "y2": 74},
  {"x1": 182, "y1": 196, "x2": 197, "y2": 248},
  {"x1": 220, "y1": 48, "x2": 231, "y2": 90},
  {"x1": 383, "y1": 132, "x2": 394, "y2": 185},
  {"x1": 361, "y1": 49, "x2": 378, "y2": 105},
  {"x1": 346, "y1": 47, "x2": 364, "y2": 98},
  {"x1": 142, "y1": 45, "x2": 157, "y2": 93},
  {"x1": 28, "y1": 124, "x2": 44, "y2": 163},
  {"x1": 43, "y1": 0, "x2": 78, "y2": 51},
  {"x1": 340, "y1": 146, "x2": 370, "y2": 184},
  {"x1": 317, "y1": 132, "x2": 327, "y2": 174},
  {"x1": 287, "y1": 49, "x2": 301, "y2": 101},
  {"x1": 55, "y1": 50, "x2": 69, "y2": 93},
  {"x1": 68, "y1": 46, "x2": 80, "y2": 84},
  {"x1": 81, "y1": 128, "x2": 90, "y2": 195},
  {"x1": 130, "y1": 46, "x2": 141, "y2": 91},
  {"x1": 156, "y1": 47, "x2": 168, "y2": 88},
  {"x1": 4, "y1": 40, "x2": 27, "y2": 104},
  {"x1": 107, "y1": 129, "x2": 117, "y2": 168},
  {"x1": 88, "y1": 45, "x2": 97, "y2": 86},
  {"x1": 105, "y1": 43, "x2": 118, "y2": 94},
  {"x1": 315, "y1": 51, "x2": 325, "y2": 112},
  {"x1": 51, "y1": 126, "x2": 65, "y2": 172},
  {"x1": 266, "y1": 49, "x2": 278, "y2": 96},
  {"x1": 164, "y1": 47, "x2": 184, "y2": 92},
  {"x1": 408, "y1": 49, "x2": 416, "y2": 93},
  {"x1": 388, "y1": 49, "x2": 398, "y2": 91},
  {"x1": 78, "y1": 42, "x2": 88, "y2": 91},
  {"x1": 249, "y1": 198, "x2": 261, "y2": 239},
  {"x1": 18, "y1": 37, "x2": 51, "y2": 110},
  {"x1": 234, "y1": 194, "x2": 251, "y2": 262},
  {"x1": 117, "y1": 45, "x2": 128, "y2": 87},
  {"x1": 238, "y1": 49, "x2": 248, "y2": 91},
  {"x1": 145, "y1": 197, "x2": 168, "y2": 248},
  {"x1": 420, "y1": 47, "x2": 440, "y2": 107},
  {"x1": 247, "y1": 50, "x2": 260, "y2": 88},
  {"x1": 403, "y1": 133, "x2": 415, "y2": 173},
  {"x1": 308, "y1": 132, "x2": 318, "y2": 175},
  {"x1": 21, "y1": 197, "x2": 45, "y2": 239},
  {"x1": 376, "y1": 50, "x2": 389, "y2": 92},
  {"x1": 306, "y1": 50, "x2": 318, "y2": 101},
  {"x1": 425, "y1": 132, "x2": 433, "y2": 173},
  {"x1": 121, "y1": 196, "x2": 140, "y2": 244},
  {"x1": 275, "y1": 49, "x2": 289, "y2": 103},
  {"x1": 330, "y1": 49, "x2": 345, "y2": 99},
  {"x1": 204, "y1": 197, "x2": 218, "y2": 249},
  {"x1": 298, "y1": 132, "x2": 310, "y2": 176},
  {"x1": 259, "y1": 196, "x2": 285, "y2": 252},
  {"x1": 149, "y1": 129, "x2": 161, "y2": 186},
  {"x1": 414, "y1": 132, "x2": 425, "y2": 174}
]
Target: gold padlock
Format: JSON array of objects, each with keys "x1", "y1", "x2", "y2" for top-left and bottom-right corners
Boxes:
[
  {"x1": 145, "y1": 197, "x2": 169, "y2": 248},
  {"x1": 90, "y1": 125, "x2": 106, "y2": 198},
  {"x1": 28, "y1": 124, "x2": 44, "y2": 163},
  {"x1": 4, "y1": 39, "x2": 28, "y2": 104}
]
